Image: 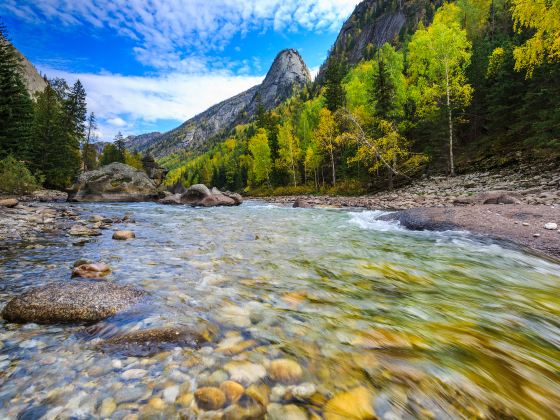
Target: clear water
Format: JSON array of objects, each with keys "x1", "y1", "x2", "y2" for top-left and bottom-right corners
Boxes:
[{"x1": 1, "y1": 201, "x2": 559, "y2": 419}]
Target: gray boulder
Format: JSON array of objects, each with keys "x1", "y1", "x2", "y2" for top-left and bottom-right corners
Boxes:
[
  {"x1": 453, "y1": 191, "x2": 521, "y2": 206},
  {"x1": 1, "y1": 281, "x2": 146, "y2": 324},
  {"x1": 159, "y1": 184, "x2": 242, "y2": 207},
  {"x1": 68, "y1": 163, "x2": 159, "y2": 202}
]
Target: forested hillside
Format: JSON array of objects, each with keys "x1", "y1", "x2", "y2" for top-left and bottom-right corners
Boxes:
[{"x1": 162, "y1": 0, "x2": 559, "y2": 195}]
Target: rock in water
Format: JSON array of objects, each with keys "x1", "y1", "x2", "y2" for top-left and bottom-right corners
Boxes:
[
  {"x1": 293, "y1": 198, "x2": 311, "y2": 208},
  {"x1": 68, "y1": 162, "x2": 159, "y2": 202},
  {"x1": 69, "y1": 225, "x2": 101, "y2": 237},
  {"x1": 194, "y1": 387, "x2": 226, "y2": 411},
  {"x1": 112, "y1": 230, "x2": 135, "y2": 240},
  {"x1": 220, "y1": 381, "x2": 244, "y2": 404},
  {"x1": 323, "y1": 387, "x2": 375, "y2": 420},
  {"x1": 0, "y1": 198, "x2": 19, "y2": 208},
  {"x1": 100, "y1": 324, "x2": 218, "y2": 356},
  {"x1": 268, "y1": 359, "x2": 303, "y2": 384},
  {"x1": 72, "y1": 262, "x2": 111, "y2": 279},
  {"x1": 160, "y1": 184, "x2": 243, "y2": 207},
  {"x1": 1, "y1": 281, "x2": 145, "y2": 324}
]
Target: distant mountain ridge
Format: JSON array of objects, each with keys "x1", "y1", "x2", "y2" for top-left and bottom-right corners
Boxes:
[
  {"x1": 123, "y1": 132, "x2": 162, "y2": 153},
  {"x1": 126, "y1": 49, "x2": 311, "y2": 158}
]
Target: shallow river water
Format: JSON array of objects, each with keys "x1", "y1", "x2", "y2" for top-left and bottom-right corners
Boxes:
[{"x1": 1, "y1": 201, "x2": 559, "y2": 419}]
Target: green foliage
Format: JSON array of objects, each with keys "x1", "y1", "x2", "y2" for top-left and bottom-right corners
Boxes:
[
  {"x1": 82, "y1": 143, "x2": 98, "y2": 171},
  {"x1": 248, "y1": 128, "x2": 272, "y2": 185},
  {"x1": 324, "y1": 59, "x2": 346, "y2": 112},
  {"x1": 0, "y1": 23, "x2": 34, "y2": 161},
  {"x1": 124, "y1": 150, "x2": 143, "y2": 170},
  {"x1": 0, "y1": 155, "x2": 40, "y2": 194},
  {"x1": 100, "y1": 143, "x2": 124, "y2": 166},
  {"x1": 276, "y1": 119, "x2": 300, "y2": 186}
]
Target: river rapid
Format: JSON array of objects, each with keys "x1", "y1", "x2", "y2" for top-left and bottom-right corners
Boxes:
[{"x1": 0, "y1": 201, "x2": 559, "y2": 419}]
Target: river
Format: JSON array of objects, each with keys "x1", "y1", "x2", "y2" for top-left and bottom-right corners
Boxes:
[{"x1": 1, "y1": 201, "x2": 559, "y2": 419}]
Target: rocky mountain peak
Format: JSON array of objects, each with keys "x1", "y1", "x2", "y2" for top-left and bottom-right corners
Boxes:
[{"x1": 131, "y1": 48, "x2": 311, "y2": 157}]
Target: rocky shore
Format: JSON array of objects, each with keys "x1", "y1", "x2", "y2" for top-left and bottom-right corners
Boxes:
[{"x1": 260, "y1": 165, "x2": 560, "y2": 259}]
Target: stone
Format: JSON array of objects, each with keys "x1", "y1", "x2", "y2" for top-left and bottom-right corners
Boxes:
[
  {"x1": 163, "y1": 385, "x2": 180, "y2": 403},
  {"x1": 100, "y1": 324, "x2": 217, "y2": 356},
  {"x1": 267, "y1": 403, "x2": 309, "y2": 420},
  {"x1": 148, "y1": 397, "x2": 166, "y2": 410},
  {"x1": 179, "y1": 184, "x2": 240, "y2": 207},
  {"x1": 223, "y1": 361, "x2": 267, "y2": 386},
  {"x1": 32, "y1": 189, "x2": 68, "y2": 202},
  {"x1": 72, "y1": 262, "x2": 111, "y2": 279},
  {"x1": 121, "y1": 369, "x2": 148, "y2": 380},
  {"x1": 0, "y1": 198, "x2": 18, "y2": 208},
  {"x1": 114, "y1": 385, "x2": 148, "y2": 404},
  {"x1": 287, "y1": 383, "x2": 316, "y2": 401},
  {"x1": 99, "y1": 397, "x2": 117, "y2": 417},
  {"x1": 220, "y1": 381, "x2": 244, "y2": 404},
  {"x1": 268, "y1": 359, "x2": 303, "y2": 384},
  {"x1": 1, "y1": 281, "x2": 145, "y2": 324},
  {"x1": 69, "y1": 225, "x2": 101, "y2": 237},
  {"x1": 293, "y1": 198, "x2": 312, "y2": 208},
  {"x1": 323, "y1": 387, "x2": 375, "y2": 420},
  {"x1": 194, "y1": 387, "x2": 226, "y2": 411},
  {"x1": 177, "y1": 393, "x2": 194, "y2": 407},
  {"x1": 216, "y1": 336, "x2": 257, "y2": 355},
  {"x1": 544, "y1": 222, "x2": 558, "y2": 230},
  {"x1": 245, "y1": 383, "x2": 270, "y2": 407},
  {"x1": 158, "y1": 193, "x2": 182, "y2": 205},
  {"x1": 113, "y1": 230, "x2": 136, "y2": 240},
  {"x1": 216, "y1": 305, "x2": 251, "y2": 328},
  {"x1": 68, "y1": 162, "x2": 159, "y2": 202}
]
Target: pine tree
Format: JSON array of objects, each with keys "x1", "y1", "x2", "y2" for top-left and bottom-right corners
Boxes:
[
  {"x1": 83, "y1": 112, "x2": 97, "y2": 170},
  {"x1": 0, "y1": 23, "x2": 34, "y2": 160},
  {"x1": 324, "y1": 59, "x2": 346, "y2": 112}
]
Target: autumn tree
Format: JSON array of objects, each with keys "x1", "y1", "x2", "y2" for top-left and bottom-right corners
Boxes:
[
  {"x1": 408, "y1": 4, "x2": 473, "y2": 176},
  {"x1": 276, "y1": 120, "x2": 300, "y2": 186},
  {"x1": 314, "y1": 108, "x2": 339, "y2": 186},
  {"x1": 509, "y1": 0, "x2": 560, "y2": 77},
  {"x1": 248, "y1": 128, "x2": 272, "y2": 186}
]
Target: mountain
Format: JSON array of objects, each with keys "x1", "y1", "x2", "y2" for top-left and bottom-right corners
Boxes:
[
  {"x1": 15, "y1": 49, "x2": 47, "y2": 96},
  {"x1": 123, "y1": 132, "x2": 162, "y2": 153},
  {"x1": 317, "y1": 0, "x2": 442, "y2": 82},
  {"x1": 127, "y1": 49, "x2": 311, "y2": 157}
]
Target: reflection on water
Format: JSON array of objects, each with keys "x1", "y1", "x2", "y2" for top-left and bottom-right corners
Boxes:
[{"x1": 1, "y1": 201, "x2": 559, "y2": 419}]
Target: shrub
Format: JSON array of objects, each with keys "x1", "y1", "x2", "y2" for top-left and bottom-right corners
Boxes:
[{"x1": 0, "y1": 155, "x2": 41, "y2": 195}]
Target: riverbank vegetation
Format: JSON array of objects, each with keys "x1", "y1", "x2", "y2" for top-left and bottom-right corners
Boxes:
[{"x1": 162, "y1": 0, "x2": 560, "y2": 195}]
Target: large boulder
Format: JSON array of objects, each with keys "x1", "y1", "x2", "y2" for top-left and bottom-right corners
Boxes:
[
  {"x1": 159, "y1": 184, "x2": 243, "y2": 207},
  {"x1": 1, "y1": 281, "x2": 146, "y2": 324},
  {"x1": 68, "y1": 163, "x2": 159, "y2": 202}
]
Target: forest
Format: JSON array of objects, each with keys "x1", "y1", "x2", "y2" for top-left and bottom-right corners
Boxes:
[{"x1": 162, "y1": 0, "x2": 560, "y2": 195}]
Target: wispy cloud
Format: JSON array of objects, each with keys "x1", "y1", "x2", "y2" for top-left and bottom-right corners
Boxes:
[
  {"x1": 41, "y1": 67, "x2": 263, "y2": 140},
  {"x1": 3, "y1": 0, "x2": 358, "y2": 71}
]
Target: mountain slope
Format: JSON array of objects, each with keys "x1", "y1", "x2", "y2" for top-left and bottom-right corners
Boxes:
[
  {"x1": 15, "y1": 49, "x2": 47, "y2": 96},
  {"x1": 123, "y1": 132, "x2": 162, "y2": 153},
  {"x1": 317, "y1": 0, "x2": 442, "y2": 82},
  {"x1": 128, "y1": 49, "x2": 311, "y2": 158}
]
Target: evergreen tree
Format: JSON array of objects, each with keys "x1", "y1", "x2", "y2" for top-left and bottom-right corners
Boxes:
[
  {"x1": 0, "y1": 23, "x2": 34, "y2": 160},
  {"x1": 114, "y1": 131, "x2": 126, "y2": 162},
  {"x1": 32, "y1": 84, "x2": 80, "y2": 188},
  {"x1": 100, "y1": 143, "x2": 124, "y2": 166},
  {"x1": 83, "y1": 112, "x2": 97, "y2": 170},
  {"x1": 324, "y1": 59, "x2": 346, "y2": 112}
]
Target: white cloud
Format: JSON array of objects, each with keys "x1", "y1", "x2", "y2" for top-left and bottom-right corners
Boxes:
[
  {"x1": 3, "y1": 0, "x2": 359, "y2": 70},
  {"x1": 40, "y1": 67, "x2": 263, "y2": 140}
]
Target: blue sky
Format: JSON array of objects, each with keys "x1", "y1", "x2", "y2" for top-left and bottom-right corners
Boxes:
[{"x1": 1, "y1": 0, "x2": 358, "y2": 141}]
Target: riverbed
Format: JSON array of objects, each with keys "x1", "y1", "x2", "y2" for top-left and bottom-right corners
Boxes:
[{"x1": 1, "y1": 201, "x2": 559, "y2": 419}]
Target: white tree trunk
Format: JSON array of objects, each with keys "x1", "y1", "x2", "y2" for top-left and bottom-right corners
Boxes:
[{"x1": 445, "y1": 64, "x2": 455, "y2": 177}]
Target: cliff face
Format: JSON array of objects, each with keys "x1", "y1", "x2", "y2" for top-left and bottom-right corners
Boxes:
[
  {"x1": 317, "y1": 0, "x2": 442, "y2": 82},
  {"x1": 15, "y1": 49, "x2": 47, "y2": 96},
  {"x1": 123, "y1": 132, "x2": 162, "y2": 153},
  {"x1": 128, "y1": 49, "x2": 311, "y2": 157}
]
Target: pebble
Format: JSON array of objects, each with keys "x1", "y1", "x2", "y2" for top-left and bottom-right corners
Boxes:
[
  {"x1": 163, "y1": 385, "x2": 180, "y2": 403},
  {"x1": 112, "y1": 230, "x2": 136, "y2": 240},
  {"x1": 177, "y1": 393, "x2": 194, "y2": 407},
  {"x1": 287, "y1": 383, "x2": 316, "y2": 401},
  {"x1": 194, "y1": 387, "x2": 226, "y2": 411},
  {"x1": 114, "y1": 386, "x2": 148, "y2": 404},
  {"x1": 148, "y1": 397, "x2": 166, "y2": 410},
  {"x1": 99, "y1": 397, "x2": 117, "y2": 417},
  {"x1": 267, "y1": 403, "x2": 309, "y2": 420},
  {"x1": 223, "y1": 361, "x2": 266, "y2": 386},
  {"x1": 220, "y1": 381, "x2": 244, "y2": 404},
  {"x1": 323, "y1": 386, "x2": 375, "y2": 420},
  {"x1": 268, "y1": 359, "x2": 303, "y2": 384},
  {"x1": 544, "y1": 222, "x2": 558, "y2": 230},
  {"x1": 121, "y1": 369, "x2": 148, "y2": 380}
]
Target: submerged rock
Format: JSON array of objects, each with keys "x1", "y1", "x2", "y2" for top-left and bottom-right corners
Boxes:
[
  {"x1": 68, "y1": 162, "x2": 159, "y2": 202},
  {"x1": 71, "y1": 262, "x2": 111, "y2": 279},
  {"x1": 194, "y1": 387, "x2": 226, "y2": 411},
  {"x1": 112, "y1": 230, "x2": 135, "y2": 240},
  {"x1": 1, "y1": 281, "x2": 145, "y2": 324},
  {"x1": 100, "y1": 324, "x2": 218, "y2": 356},
  {"x1": 220, "y1": 381, "x2": 244, "y2": 404},
  {"x1": 268, "y1": 359, "x2": 303, "y2": 384},
  {"x1": 323, "y1": 387, "x2": 375, "y2": 420},
  {"x1": 69, "y1": 224, "x2": 101, "y2": 237},
  {"x1": 267, "y1": 403, "x2": 309, "y2": 420}
]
